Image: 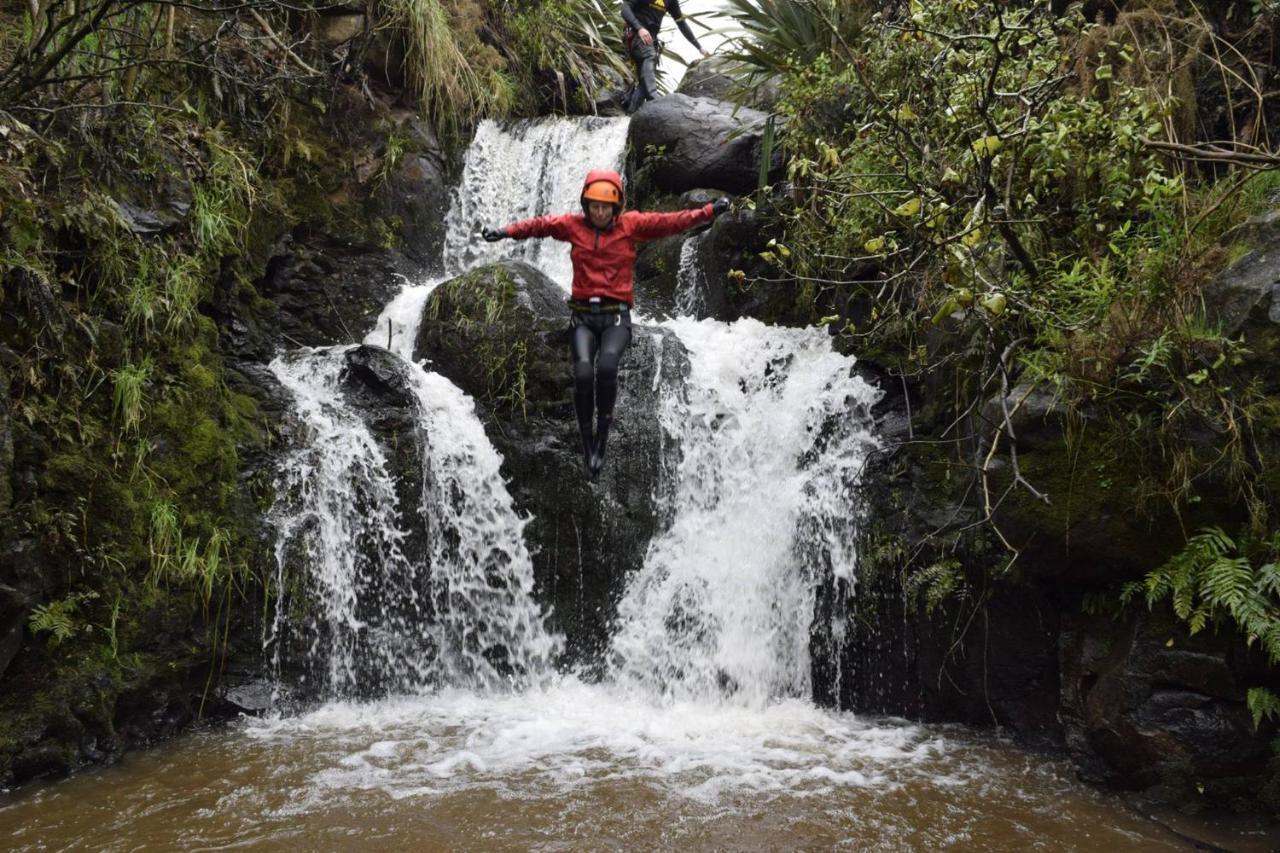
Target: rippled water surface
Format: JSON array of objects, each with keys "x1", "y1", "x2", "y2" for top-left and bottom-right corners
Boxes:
[{"x1": 0, "y1": 680, "x2": 1189, "y2": 851}]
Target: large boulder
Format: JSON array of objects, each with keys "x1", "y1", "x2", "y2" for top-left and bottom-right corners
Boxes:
[
  {"x1": 416, "y1": 260, "x2": 686, "y2": 668},
  {"x1": 629, "y1": 94, "x2": 782, "y2": 195},
  {"x1": 1061, "y1": 610, "x2": 1279, "y2": 804}
]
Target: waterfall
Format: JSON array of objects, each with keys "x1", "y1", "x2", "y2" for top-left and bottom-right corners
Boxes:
[
  {"x1": 609, "y1": 318, "x2": 880, "y2": 706},
  {"x1": 267, "y1": 116, "x2": 631, "y2": 698},
  {"x1": 267, "y1": 110, "x2": 878, "y2": 712},
  {"x1": 404, "y1": 366, "x2": 562, "y2": 688},
  {"x1": 674, "y1": 231, "x2": 709, "y2": 317},
  {"x1": 267, "y1": 349, "x2": 428, "y2": 696}
]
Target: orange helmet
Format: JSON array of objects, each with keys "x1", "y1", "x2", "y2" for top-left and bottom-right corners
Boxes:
[{"x1": 581, "y1": 168, "x2": 624, "y2": 213}]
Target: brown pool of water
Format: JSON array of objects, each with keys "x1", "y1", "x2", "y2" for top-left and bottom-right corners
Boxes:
[{"x1": 0, "y1": 689, "x2": 1237, "y2": 851}]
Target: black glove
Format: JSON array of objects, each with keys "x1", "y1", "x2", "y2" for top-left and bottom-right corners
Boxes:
[
  {"x1": 712, "y1": 197, "x2": 731, "y2": 216},
  {"x1": 482, "y1": 226, "x2": 506, "y2": 242}
]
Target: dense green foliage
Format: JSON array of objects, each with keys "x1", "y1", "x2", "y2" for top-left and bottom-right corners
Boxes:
[
  {"x1": 0, "y1": 7, "x2": 288, "y2": 754},
  {"x1": 727, "y1": 0, "x2": 1280, "y2": 564}
]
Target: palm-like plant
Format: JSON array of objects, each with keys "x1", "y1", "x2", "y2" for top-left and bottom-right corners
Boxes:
[{"x1": 721, "y1": 0, "x2": 871, "y2": 78}]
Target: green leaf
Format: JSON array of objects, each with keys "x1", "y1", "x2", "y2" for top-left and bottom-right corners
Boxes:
[
  {"x1": 971, "y1": 135, "x2": 1002, "y2": 157},
  {"x1": 892, "y1": 196, "x2": 922, "y2": 218}
]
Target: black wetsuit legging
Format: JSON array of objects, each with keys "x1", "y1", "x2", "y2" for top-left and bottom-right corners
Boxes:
[
  {"x1": 628, "y1": 36, "x2": 661, "y2": 104},
  {"x1": 570, "y1": 307, "x2": 632, "y2": 464},
  {"x1": 623, "y1": 0, "x2": 701, "y2": 104}
]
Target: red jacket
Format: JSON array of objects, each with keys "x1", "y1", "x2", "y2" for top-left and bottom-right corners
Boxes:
[{"x1": 503, "y1": 204, "x2": 715, "y2": 305}]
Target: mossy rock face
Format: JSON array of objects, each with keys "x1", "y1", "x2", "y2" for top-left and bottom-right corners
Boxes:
[
  {"x1": 976, "y1": 383, "x2": 1233, "y2": 586},
  {"x1": 365, "y1": 109, "x2": 451, "y2": 267},
  {"x1": 1205, "y1": 210, "x2": 1280, "y2": 341},
  {"x1": 416, "y1": 261, "x2": 568, "y2": 416}
]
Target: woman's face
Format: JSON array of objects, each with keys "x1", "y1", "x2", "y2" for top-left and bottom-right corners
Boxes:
[{"x1": 587, "y1": 201, "x2": 615, "y2": 228}]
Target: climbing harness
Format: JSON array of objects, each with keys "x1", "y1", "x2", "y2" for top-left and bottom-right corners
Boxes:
[{"x1": 568, "y1": 297, "x2": 629, "y2": 318}]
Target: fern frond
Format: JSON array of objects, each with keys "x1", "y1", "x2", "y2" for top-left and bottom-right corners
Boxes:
[
  {"x1": 1119, "y1": 580, "x2": 1144, "y2": 605},
  {"x1": 27, "y1": 591, "x2": 99, "y2": 647},
  {"x1": 1248, "y1": 687, "x2": 1280, "y2": 730},
  {"x1": 1258, "y1": 562, "x2": 1280, "y2": 597},
  {"x1": 1187, "y1": 604, "x2": 1210, "y2": 635}
]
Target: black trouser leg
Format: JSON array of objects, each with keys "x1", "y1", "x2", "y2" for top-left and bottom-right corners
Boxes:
[
  {"x1": 593, "y1": 322, "x2": 632, "y2": 462},
  {"x1": 629, "y1": 40, "x2": 659, "y2": 102},
  {"x1": 570, "y1": 322, "x2": 598, "y2": 465}
]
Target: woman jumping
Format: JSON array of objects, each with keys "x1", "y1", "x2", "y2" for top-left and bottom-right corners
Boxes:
[{"x1": 483, "y1": 169, "x2": 729, "y2": 478}]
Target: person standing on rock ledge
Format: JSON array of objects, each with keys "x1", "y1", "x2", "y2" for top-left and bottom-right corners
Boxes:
[
  {"x1": 482, "y1": 169, "x2": 730, "y2": 479},
  {"x1": 621, "y1": 0, "x2": 710, "y2": 113}
]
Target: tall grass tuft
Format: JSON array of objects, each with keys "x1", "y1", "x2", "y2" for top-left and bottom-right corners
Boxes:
[
  {"x1": 112, "y1": 358, "x2": 152, "y2": 433},
  {"x1": 502, "y1": 0, "x2": 631, "y2": 110},
  {"x1": 380, "y1": 0, "x2": 513, "y2": 131},
  {"x1": 121, "y1": 246, "x2": 159, "y2": 334},
  {"x1": 164, "y1": 254, "x2": 203, "y2": 332},
  {"x1": 147, "y1": 502, "x2": 238, "y2": 608}
]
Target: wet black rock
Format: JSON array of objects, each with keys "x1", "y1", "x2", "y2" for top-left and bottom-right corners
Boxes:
[
  {"x1": 629, "y1": 94, "x2": 782, "y2": 195},
  {"x1": 416, "y1": 260, "x2": 686, "y2": 669},
  {"x1": 633, "y1": 197, "x2": 793, "y2": 323},
  {"x1": 1061, "y1": 610, "x2": 1280, "y2": 802},
  {"x1": 676, "y1": 56, "x2": 780, "y2": 111},
  {"x1": 216, "y1": 679, "x2": 277, "y2": 715},
  {"x1": 254, "y1": 232, "x2": 409, "y2": 348},
  {"x1": 339, "y1": 344, "x2": 430, "y2": 554},
  {"x1": 0, "y1": 584, "x2": 24, "y2": 682},
  {"x1": 108, "y1": 176, "x2": 192, "y2": 235},
  {"x1": 0, "y1": 361, "x2": 10, "y2": 515},
  {"x1": 10, "y1": 744, "x2": 74, "y2": 784}
]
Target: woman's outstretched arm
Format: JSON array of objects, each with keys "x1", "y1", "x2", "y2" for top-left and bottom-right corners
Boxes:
[
  {"x1": 484, "y1": 213, "x2": 578, "y2": 242},
  {"x1": 626, "y1": 198, "x2": 729, "y2": 240}
]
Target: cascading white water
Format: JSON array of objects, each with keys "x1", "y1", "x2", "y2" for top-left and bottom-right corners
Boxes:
[
  {"x1": 270, "y1": 343, "x2": 563, "y2": 693},
  {"x1": 268, "y1": 116, "x2": 633, "y2": 697},
  {"x1": 267, "y1": 349, "x2": 429, "y2": 695},
  {"x1": 674, "y1": 230, "x2": 710, "y2": 317},
  {"x1": 609, "y1": 318, "x2": 880, "y2": 706},
  {"x1": 404, "y1": 366, "x2": 562, "y2": 688}
]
